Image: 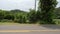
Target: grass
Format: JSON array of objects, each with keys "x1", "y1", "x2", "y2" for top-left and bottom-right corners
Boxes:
[
  {"x1": 0, "y1": 22, "x2": 38, "y2": 26},
  {"x1": 0, "y1": 22, "x2": 20, "y2": 25}
]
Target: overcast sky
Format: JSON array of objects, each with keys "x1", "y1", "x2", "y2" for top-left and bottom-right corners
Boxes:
[{"x1": 0, "y1": 0, "x2": 60, "y2": 11}]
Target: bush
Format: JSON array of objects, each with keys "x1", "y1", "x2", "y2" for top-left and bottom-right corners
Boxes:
[
  {"x1": 1, "y1": 19, "x2": 13, "y2": 22},
  {"x1": 14, "y1": 15, "x2": 27, "y2": 24},
  {"x1": 4, "y1": 14, "x2": 14, "y2": 20},
  {"x1": 28, "y1": 9, "x2": 37, "y2": 24}
]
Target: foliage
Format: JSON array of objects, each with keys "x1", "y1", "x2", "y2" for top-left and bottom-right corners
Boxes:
[
  {"x1": 38, "y1": 0, "x2": 57, "y2": 24},
  {"x1": 0, "y1": 0, "x2": 59, "y2": 24},
  {"x1": 55, "y1": 7, "x2": 60, "y2": 19},
  {"x1": 4, "y1": 14, "x2": 14, "y2": 20},
  {"x1": 0, "y1": 9, "x2": 27, "y2": 23},
  {"x1": 28, "y1": 9, "x2": 37, "y2": 23}
]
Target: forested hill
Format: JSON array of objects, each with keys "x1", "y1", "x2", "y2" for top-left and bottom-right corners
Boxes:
[{"x1": 10, "y1": 9, "x2": 27, "y2": 14}]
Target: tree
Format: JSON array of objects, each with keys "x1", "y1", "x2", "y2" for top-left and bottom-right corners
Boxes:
[
  {"x1": 55, "y1": 7, "x2": 60, "y2": 19},
  {"x1": 4, "y1": 14, "x2": 14, "y2": 20},
  {"x1": 28, "y1": 9, "x2": 37, "y2": 23},
  {"x1": 38, "y1": 0, "x2": 57, "y2": 24},
  {"x1": 0, "y1": 12, "x2": 4, "y2": 21}
]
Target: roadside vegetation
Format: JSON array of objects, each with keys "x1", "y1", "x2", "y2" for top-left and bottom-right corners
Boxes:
[{"x1": 0, "y1": 0, "x2": 60, "y2": 25}]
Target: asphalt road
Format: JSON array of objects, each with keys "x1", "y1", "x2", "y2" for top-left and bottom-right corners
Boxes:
[{"x1": 0, "y1": 24, "x2": 60, "y2": 34}]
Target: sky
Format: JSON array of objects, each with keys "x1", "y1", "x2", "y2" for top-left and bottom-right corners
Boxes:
[{"x1": 0, "y1": 0, "x2": 60, "y2": 11}]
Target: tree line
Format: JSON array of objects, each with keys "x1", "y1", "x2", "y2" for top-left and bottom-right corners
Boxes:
[
  {"x1": 0, "y1": 0, "x2": 58, "y2": 24},
  {"x1": 0, "y1": 7, "x2": 59, "y2": 24}
]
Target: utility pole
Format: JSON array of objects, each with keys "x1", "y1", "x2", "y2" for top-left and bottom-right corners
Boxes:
[{"x1": 35, "y1": 0, "x2": 36, "y2": 11}]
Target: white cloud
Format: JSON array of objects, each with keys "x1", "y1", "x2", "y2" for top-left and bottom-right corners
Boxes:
[
  {"x1": 0, "y1": 0, "x2": 60, "y2": 11},
  {"x1": 0, "y1": 0, "x2": 35, "y2": 11}
]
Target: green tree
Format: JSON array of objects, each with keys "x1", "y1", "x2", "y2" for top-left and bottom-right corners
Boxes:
[
  {"x1": 0, "y1": 12, "x2": 4, "y2": 21},
  {"x1": 38, "y1": 0, "x2": 57, "y2": 24},
  {"x1": 28, "y1": 9, "x2": 37, "y2": 23},
  {"x1": 55, "y1": 7, "x2": 60, "y2": 19},
  {"x1": 4, "y1": 14, "x2": 14, "y2": 20}
]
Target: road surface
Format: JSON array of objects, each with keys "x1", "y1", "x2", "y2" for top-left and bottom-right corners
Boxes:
[{"x1": 0, "y1": 24, "x2": 60, "y2": 34}]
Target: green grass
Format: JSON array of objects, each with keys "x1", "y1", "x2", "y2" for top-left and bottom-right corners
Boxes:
[
  {"x1": 0, "y1": 22, "x2": 38, "y2": 26},
  {"x1": 0, "y1": 22, "x2": 20, "y2": 25}
]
